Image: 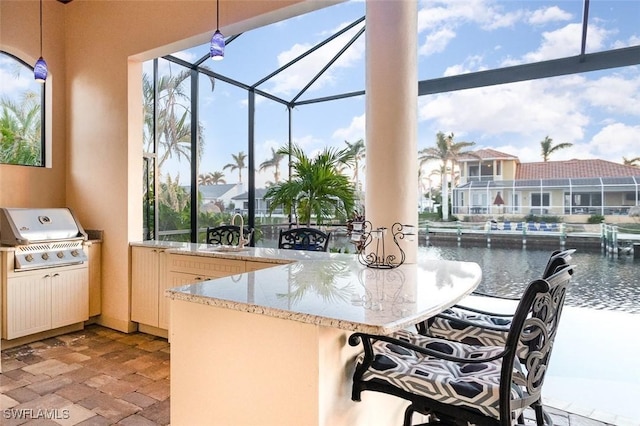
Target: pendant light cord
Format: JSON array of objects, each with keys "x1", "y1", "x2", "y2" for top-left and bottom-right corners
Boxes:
[
  {"x1": 39, "y1": 0, "x2": 43, "y2": 56},
  {"x1": 216, "y1": 0, "x2": 219, "y2": 30}
]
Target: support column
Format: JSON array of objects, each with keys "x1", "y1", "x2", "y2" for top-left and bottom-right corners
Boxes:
[{"x1": 365, "y1": 0, "x2": 418, "y2": 263}]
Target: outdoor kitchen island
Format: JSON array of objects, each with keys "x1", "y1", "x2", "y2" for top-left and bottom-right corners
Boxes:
[{"x1": 164, "y1": 245, "x2": 482, "y2": 426}]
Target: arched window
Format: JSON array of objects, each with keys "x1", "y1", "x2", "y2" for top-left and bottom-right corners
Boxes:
[{"x1": 0, "y1": 51, "x2": 45, "y2": 167}]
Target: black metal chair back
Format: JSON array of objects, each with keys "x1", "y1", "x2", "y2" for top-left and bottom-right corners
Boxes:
[
  {"x1": 278, "y1": 227, "x2": 331, "y2": 252},
  {"x1": 206, "y1": 225, "x2": 252, "y2": 246}
]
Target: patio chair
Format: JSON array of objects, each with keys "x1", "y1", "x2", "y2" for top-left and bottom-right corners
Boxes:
[
  {"x1": 349, "y1": 263, "x2": 575, "y2": 426},
  {"x1": 278, "y1": 227, "x2": 331, "y2": 252},
  {"x1": 502, "y1": 220, "x2": 512, "y2": 231},
  {"x1": 206, "y1": 225, "x2": 252, "y2": 246}
]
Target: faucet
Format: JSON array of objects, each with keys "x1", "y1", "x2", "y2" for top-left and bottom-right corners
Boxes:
[{"x1": 231, "y1": 213, "x2": 249, "y2": 249}]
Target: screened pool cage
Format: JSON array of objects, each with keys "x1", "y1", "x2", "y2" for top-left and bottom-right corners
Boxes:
[
  {"x1": 143, "y1": 1, "x2": 640, "y2": 243},
  {"x1": 453, "y1": 176, "x2": 640, "y2": 218}
]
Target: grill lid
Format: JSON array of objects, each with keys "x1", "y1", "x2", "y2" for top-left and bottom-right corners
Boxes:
[{"x1": 0, "y1": 207, "x2": 87, "y2": 246}]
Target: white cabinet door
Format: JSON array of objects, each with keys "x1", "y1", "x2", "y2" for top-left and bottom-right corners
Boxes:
[
  {"x1": 131, "y1": 247, "x2": 165, "y2": 327},
  {"x1": 4, "y1": 272, "x2": 52, "y2": 339},
  {"x1": 51, "y1": 267, "x2": 89, "y2": 329},
  {"x1": 88, "y1": 242, "x2": 102, "y2": 317}
]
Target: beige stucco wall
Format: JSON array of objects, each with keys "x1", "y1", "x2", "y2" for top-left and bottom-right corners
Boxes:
[
  {"x1": 0, "y1": 0, "x2": 338, "y2": 332},
  {"x1": 501, "y1": 159, "x2": 517, "y2": 180},
  {"x1": 0, "y1": 0, "x2": 67, "y2": 207}
]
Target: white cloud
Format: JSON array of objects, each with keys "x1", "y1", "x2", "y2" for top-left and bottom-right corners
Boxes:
[
  {"x1": 417, "y1": 76, "x2": 605, "y2": 165},
  {"x1": 612, "y1": 35, "x2": 640, "y2": 49},
  {"x1": 581, "y1": 72, "x2": 640, "y2": 116},
  {"x1": 504, "y1": 23, "x2": 613, "y2": 65},
  {"x1": 419, "y1": 28, "x2": 457, "y2": 57},
  {"x1": 332, "y1": 113, "x2": 365, "y2": 142},
  {"x1": 419, "y1": 0, "x2": 512, "y2": 31},
  {"x1": 416, "y1": 1, "x2": 572, "y2": 60},
  {"x1": 269, "y1": 23, "x2": 365, "y2": 97},
  {"x1": 587, "y1": 123, "x2": 640, "y2": 160},
  {"x1": 420, "y1": 78, "x2": 588, "y2": 142},
  {"x1": 172, "y1": 50, "x2": 199, "y2": 64},
  {"x1": 527, "y1": 6, "x2": 572, "y2": 26},
  {"x1": 0, "y1": 57, "x2": 35, "y2": 97},
  {"x1": 443, "y1": 55, "x2": 487, "y2": 77}
]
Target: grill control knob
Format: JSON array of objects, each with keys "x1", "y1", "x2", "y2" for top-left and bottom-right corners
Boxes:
[
  {"x1": 71, "y1": 250, "x2": 80, "y2": 257},
  {"x1": 25, "y1": 254, "x2": 34, "y2": 262},
  {"x1": 57, "y1": 252, "x2": 65, "y2": 259},
  {"x1": 41, "y1": 253, "x2": 49, "y2": 260}
]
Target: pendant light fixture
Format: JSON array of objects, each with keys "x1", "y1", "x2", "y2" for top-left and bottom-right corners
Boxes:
[
  {"x1": 210, "y1": 0, "x2": 225, "y2": 60},
  {"x1": 34, "y1": 0, "x2": 48, "y2": 83}
]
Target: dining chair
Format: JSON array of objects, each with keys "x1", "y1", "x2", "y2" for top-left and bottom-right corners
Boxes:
[
  {"x1": 349, "y1": 263, "x2": 575, "y2": 426},
  {"x1": 277, "y1": 227, "x2": 331, "y2": 252},
  {"x1": 206, "y1": 225, "x2": 252, "y2": 246}
]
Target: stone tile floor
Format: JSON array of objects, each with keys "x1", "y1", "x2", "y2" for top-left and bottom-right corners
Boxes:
[{"x1": 0, "y1": 324, "x2": 630, "y2": 425}]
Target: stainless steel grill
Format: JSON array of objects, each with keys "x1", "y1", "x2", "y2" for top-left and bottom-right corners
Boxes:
[{"x1": 0, "y1": 207, "x2": 88, "y2": 271}]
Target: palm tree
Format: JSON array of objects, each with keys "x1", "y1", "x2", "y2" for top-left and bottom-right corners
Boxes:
[
  {"x1": 198, "y1": 171, "x2": 226, "y2": 185},
  {"x1": 344, "y1": 138, "x2": 365, "y2": 189},
  {"x1": 142, "y1": 68, "x2": 208, "y2": 170},
  {"x1": 622, "y1": 156, "x2": 640, "y2": 167},
  {"x1": 259, "y1": 147, "x2": 285, "y2": 183},
  {"x1": 208, "y1": 171, "x2": 226, "y2": 184},
  {"x1": 418, "y1": 132, "x2": 475, "y2": 220},
  {"x1": 264, "y1": 143, "x2": 356, "y2": 226},
  {"x1": 158, "y1": 174, "x2": 189, "y2": 212},
  {"x1": 540, "y1": 136, "x2": 572, "y2": 162},
  {"x1": 0, "y1": 92, "x2": 42, "y2": 166},
  {"x1": 223, "y1": 151, "x2": 247, "y2": 184}
]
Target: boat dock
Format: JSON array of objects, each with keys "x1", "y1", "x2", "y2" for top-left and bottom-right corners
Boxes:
[{"x1": 422, "y1": 221, "x2": 640, "y2": 256}]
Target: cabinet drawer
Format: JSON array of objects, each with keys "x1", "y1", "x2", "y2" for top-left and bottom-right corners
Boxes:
[
  {"x1": 245, "y1": 261, "x2": 279, "y2": 272},
  {"x1": 168, "y1": 254, "x2": 245, "y2": 278}
]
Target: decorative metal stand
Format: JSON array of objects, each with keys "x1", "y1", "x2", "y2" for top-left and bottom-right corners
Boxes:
[{"x1": 350, "y1": 221, "x2": 416, "y2": 269}]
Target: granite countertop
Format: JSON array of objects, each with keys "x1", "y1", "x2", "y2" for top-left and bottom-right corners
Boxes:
[
  {"x1": 143, "y1": 240, "x2": 482, "y2": 334},
  {"x1": 130, "y1": 240, "x2": 354, "y2": 264}
]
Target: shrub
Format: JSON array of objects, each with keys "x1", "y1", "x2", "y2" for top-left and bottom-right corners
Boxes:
[
  {"x1": 588, "y1": 214, "x2": 605, "y2": 224},
  {"x1": 523, "y1": 214, "x2": 563, "y2": 223}
]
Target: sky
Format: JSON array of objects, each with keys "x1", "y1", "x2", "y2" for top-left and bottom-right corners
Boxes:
[
  {"x1": 153, "y1": 0, "x2": 640, "y2": 191},
  {"x1": 2, "y1": 0, "x2": 639, "y2": 191}
]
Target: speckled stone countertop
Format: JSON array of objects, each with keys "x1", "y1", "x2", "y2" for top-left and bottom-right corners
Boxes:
[{"x1": 132, "y1": 241, "x2": 482, "y2": 334}]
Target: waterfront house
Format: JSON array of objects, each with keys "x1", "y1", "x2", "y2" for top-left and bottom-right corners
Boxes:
[
  {"x1": 453, "y1": 148, "x2": 640, "y2": 221},
  {"x1": 198, "y1": 183, "x2": 244, "y2": 213}
]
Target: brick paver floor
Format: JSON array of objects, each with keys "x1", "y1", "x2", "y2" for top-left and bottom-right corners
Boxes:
[
  {"x1": 1, "y1": 325, "x2": 169, "y2": 425},
  {"x1": 1, "y1": 324, "x2": 628, "y2": 425}
]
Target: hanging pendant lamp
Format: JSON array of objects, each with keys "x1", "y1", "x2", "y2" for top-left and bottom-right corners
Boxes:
[
  {"x1": 210, "y1": 0, "x2": 225, "y2": 60},
  {"x1": 34, "y1": 0, "x2": 48, "y2": 83}
]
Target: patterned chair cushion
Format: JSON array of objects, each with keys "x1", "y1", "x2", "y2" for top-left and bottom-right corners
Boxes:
[
  {"x1": 429, "y1": 307, "x2": 512, "y2": 347},
  {"x1": 356, "y1": 329, "x2": 524, "y2": 419},
  {"x1": 428, "y1": 309, "x2": 534, "y2": 362}
]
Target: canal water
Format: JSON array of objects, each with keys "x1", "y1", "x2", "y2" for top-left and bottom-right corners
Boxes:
[{"x1": 417, "y1": 245, "x2": 640, "y2": 314}]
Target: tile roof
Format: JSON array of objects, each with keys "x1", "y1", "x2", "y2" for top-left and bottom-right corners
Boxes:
[
  {"x1": 458, "y1": 148, "x2": 520, "y2": 161},
  {"x1": 516, "y1": 159, "x2": 640, "y2": 179}
]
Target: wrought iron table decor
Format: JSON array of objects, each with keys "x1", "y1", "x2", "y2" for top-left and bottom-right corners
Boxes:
[{"x1": 350, "y1": 221, "x2": 416, "y2": 269}]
